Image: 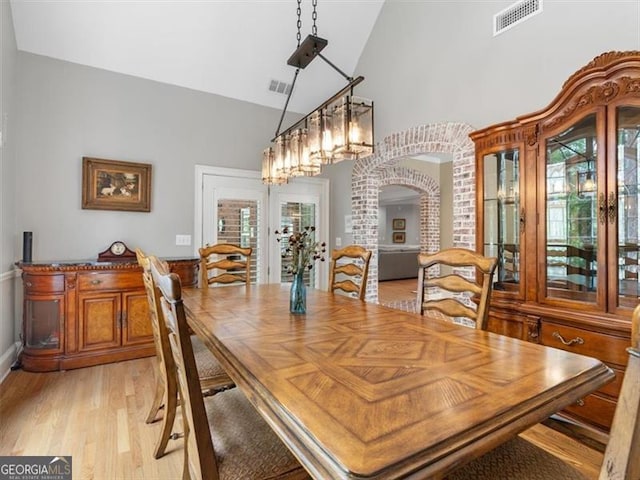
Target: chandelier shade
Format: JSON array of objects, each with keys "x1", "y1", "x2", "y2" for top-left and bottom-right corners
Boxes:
[{"x1": 261, "y1": 2, "x2": 374, "y2": 185}]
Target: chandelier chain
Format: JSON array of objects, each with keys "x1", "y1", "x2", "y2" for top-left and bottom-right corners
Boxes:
[
  {"x1": 296, "y1": 0, "x2": 302, "y2": 47},
  {"x1": 312, "y1": 0, "x2": 318, "y2": 36}
]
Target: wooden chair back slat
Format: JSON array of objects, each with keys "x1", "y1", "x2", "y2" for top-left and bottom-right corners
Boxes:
[
  {"x1": 334, "y1": 264, "x2": 365, "y2": 276},
  {"x1": 425, "y1": 274, "x2": 483, "y2": 295},
  {"x1": 332, "y1": 280, "x2": 361, "y2": 295},
  {"x1": 422, "y1": 298, "x2": 478, "y2": 320}
]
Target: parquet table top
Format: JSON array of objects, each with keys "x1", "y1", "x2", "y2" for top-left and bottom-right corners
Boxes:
[{"x1": 182, "y1": 284, "x2": 614, "y2": 479}]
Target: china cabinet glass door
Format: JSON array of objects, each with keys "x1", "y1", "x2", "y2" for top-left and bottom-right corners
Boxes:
[
  {"x1": 483, "y1": 149, "x2": 521, "y2": 293},
  {"x1": 610, "y1": 105, "x2": 640, "y2": 312},
  {"x1": 542, "y1": 111, "x2": 605, "y2": 307}
]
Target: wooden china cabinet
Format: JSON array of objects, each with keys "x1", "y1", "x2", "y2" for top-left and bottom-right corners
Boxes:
[{"x1": 471, "y1": 51, "x2": 640, "y2": 434}]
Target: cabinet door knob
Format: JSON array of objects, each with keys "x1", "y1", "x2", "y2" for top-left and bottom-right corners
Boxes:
[
  {"x1": 552, "y1": 331, "x2": 584, "y2": 346},
  {"x1": 25, "y1": 281, "x2": 32, "y2": 287},
  {"x1": 608, "y1": 191, "x2": 617, "y2": 224},
  {"x1": 90, "y1": 279, "x2": 102, "y2": 285},
  {"x1": 598, "y1": 192, "x2": 607, "y2": 224}
]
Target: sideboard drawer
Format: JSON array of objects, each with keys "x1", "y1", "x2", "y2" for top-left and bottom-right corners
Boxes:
[
  {"x1": 562, "y1": 392, "x2": 617, "y2": 431},
  {"x1": 598, "y1": 365, "x2": 624, "y2": 399},
  {"x1": 540, "y1": 322, "x2": 629, "y2": 367},
  {"x1": 78, "y1": 271, "x2": 144, "y2": 291},
  {"x1": 23, "y1": 274, "x2": 65, "y2": 294}
]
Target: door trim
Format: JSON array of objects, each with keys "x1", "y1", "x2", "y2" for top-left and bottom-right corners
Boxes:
[{"x1": 194, "y1": 165, "x2": 262, "y2": 257}]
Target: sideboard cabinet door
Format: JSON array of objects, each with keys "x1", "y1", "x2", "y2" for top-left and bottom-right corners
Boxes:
[
  {"x1": 78, "y1": 292, "x2": 121, "y2": 352},
  {"x1": 121, "y1": 291, "x2": 154, "y2": 346}
]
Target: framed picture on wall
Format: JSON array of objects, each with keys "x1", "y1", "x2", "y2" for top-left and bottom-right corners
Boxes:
[
  {"x1": 82, "y1": 157, "x2": 152, "y2": 212},
  {"x1": 392, "y1": 218, "x2": 406, "y2": 230},
  {"x1": 392, "y1": 232, "x2": 406, "y2": 243}
]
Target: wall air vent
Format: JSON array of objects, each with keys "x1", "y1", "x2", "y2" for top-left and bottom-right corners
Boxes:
[
  {"x1": 493, "y1": 0, "x2": 543, "y2": 36},
  {"x1": 268, "y1": 79, "x2": 293, "y2": 95}
]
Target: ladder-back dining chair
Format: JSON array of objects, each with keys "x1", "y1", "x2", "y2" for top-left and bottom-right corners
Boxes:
[
  {"x1": 136, "y1": 249, "x2": 234, "y2": 459},
  {"x1": 149, "y1": 256, "x2": 309, "y2": 480},
  {"x1": 417, "y1": 248, "x2": 497, "y2": 330},
  {"x1": 447, "y1": 303, "x2": 640, "y2": 479},
  {"x1": 329, "y1": 245, "x2": 372, "y2": 300},
  {"x1": 199, "y1": 243, "x2": 252, "y2": 288}
]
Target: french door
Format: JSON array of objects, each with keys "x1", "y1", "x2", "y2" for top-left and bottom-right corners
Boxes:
[
  {"x1": 195, "y1": 166, "x2": 329, "y2": 286},
  {"x1": 269, "y1": 182, "x2": 328, "y2": 289}
]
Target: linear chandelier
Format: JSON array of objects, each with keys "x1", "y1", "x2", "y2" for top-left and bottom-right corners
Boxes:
[{"x1": 262, "y1": 0, "x2": 374, "y2": 185}]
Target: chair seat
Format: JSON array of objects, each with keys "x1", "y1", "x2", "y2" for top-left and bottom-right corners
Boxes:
[
  {"x1": 446, "y1": 437, "x2": 587, "y2": 479},
  {"x1": 204, "y1": 388, "x2": 308, "y2": 479},
  {"x1": 192, "y1": 335, "x2": 234, "y2": 387}
]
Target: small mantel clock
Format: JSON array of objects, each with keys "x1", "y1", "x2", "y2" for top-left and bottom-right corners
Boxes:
[{"x1": 97, "y1": 241, "x2": 136, "y2": 262}]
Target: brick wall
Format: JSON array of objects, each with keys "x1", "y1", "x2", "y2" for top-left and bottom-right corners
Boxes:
[{"x1": 352, "y1": 122, "x2": 476, "y2": 302}]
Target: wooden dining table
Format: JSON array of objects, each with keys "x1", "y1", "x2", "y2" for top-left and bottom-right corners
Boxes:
[{"x1": 182, "y1": 284, "x2": 614, "y2": 479}]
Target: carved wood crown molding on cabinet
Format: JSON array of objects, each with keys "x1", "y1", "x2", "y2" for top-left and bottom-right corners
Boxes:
[{"x1": 470, "y1": 51, "x2": 640, "y2": 435}]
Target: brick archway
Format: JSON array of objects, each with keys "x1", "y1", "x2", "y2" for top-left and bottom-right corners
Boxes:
[{"x1": 351, "y1": 122, "x2": 476, "y2": 302}]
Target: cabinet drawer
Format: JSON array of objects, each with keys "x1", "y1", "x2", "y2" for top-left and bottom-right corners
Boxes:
[
  {"x1": 562, "y1": 392, "x2": 616, "y2": 431},
  {"x1": 23, "y1": 274, "x2": 65, "y2": 293},
  {"x1": 78, "y1": 271, "x2": 144, "y2": 291},
  {"x1": 540, "y1": 322, "x2": 629, "y2": 366},
  {"x1": 598, "y1": 365, "x2": 624, "y2": 399}
]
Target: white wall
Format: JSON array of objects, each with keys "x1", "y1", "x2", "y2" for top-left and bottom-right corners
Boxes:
[
  {"x1": 1, "y1": 0, "x2": 19, "y2": 375},
  {"x1": 14, "y1": 52, "x2": 300, "y2": 261},
  {"x1": 379, "y1": 203, "x2": 420, "y2": 245},
  {"x1": 356, "y1": 0, "x2": 640, "y2": 139}
]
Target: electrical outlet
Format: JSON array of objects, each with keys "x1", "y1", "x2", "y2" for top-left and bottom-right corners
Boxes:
[
  {"x1": 335, "y1": 237, "x2": 342, "y2": 247},
  {"x1": 175, "y1": 234, "x2": 191, "y2": 246}
]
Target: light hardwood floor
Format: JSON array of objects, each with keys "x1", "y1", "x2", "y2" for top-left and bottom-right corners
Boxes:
[
  {"x1": 378, "y1": 278, "x2": 418, "y2": 304},
  {"x1": 1, "y1": 304, "x2": 604, "y2": 480},
  {"x1": 0, "y1": 358, "x2": 184, "y2": 479}
]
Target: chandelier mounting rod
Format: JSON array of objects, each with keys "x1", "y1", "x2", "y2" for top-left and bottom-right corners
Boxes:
[
  {"x1": 274, "y1": 68, "x2": 301, "y2": 138},
  {"x1": 315, "y1": 52, "x2": 352, "y2": 82}
]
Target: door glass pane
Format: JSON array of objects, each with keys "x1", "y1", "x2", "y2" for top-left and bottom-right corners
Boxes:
[
  {"x1": 483, "y1": 149, "x2": 520, "y2": 292},
  {"x1": 545, "y1": 113, "x2": 598, "y2": 302},
  {"x1": 217, "y1": 199, "x2": 259, "y2": 283},
  {"x1": 280, "y1": 201, "x2": 318, "y2": 288},
  {"x1": 616, "y1": 106, "x2": 640, "y2": 307}
]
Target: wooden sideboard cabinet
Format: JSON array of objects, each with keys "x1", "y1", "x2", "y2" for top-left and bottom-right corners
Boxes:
[
  {"x1": 470, "y1": 51, "x2": 640, "y2": 434},
  {"x1": 17, "y1": 258, "x2": 198, "y2": 372}
]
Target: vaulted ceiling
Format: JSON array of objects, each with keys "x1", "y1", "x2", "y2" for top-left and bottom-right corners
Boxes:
[{"x1": 9, "y1": 0, "x2": 385, "y2": 114}]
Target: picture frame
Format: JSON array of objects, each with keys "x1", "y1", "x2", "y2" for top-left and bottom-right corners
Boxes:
[
  {"x1": 82, "y1": 157, "x2": 152, "y2": 212},
  {"x1": 392, "y1": 232, "x2": 406, "y2": 243},
  {"x1": 392, "y1": 218, "x2": 406, "y2": 230}
]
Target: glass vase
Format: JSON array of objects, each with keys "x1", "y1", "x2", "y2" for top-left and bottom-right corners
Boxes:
[{"x1": 290, "y1": 269, "x2": 307, "y2": 314}]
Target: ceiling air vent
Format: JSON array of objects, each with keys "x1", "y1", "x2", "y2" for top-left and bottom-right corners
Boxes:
[
  {"x1": 268, "y1": 79, "x2": 293, "y2": 95},
  {"x1": 493, "y1": 0, "x2": 543, "y2": 36}
]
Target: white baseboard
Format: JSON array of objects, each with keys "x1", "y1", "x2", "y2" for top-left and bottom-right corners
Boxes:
[{"x1": 0, "y1": 341, "x2": 21, "y2": 383}]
